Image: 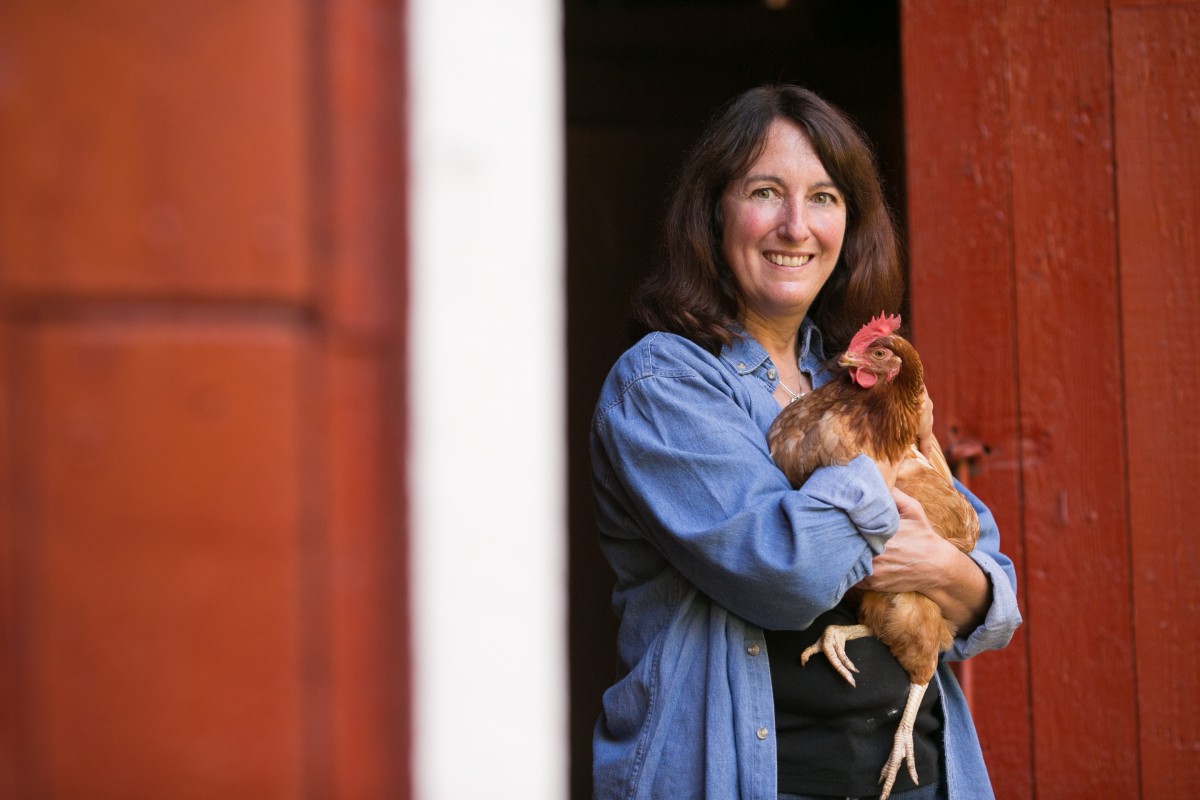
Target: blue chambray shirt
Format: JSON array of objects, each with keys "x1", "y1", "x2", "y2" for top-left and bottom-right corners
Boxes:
[{"x1": 591, "y1": 319, "x2": 1022, "y2": 800}]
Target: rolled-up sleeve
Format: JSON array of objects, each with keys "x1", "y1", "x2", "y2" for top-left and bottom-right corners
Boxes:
[{"x1": 944, "y1": 479, "x2": 1022, "y2": 661}]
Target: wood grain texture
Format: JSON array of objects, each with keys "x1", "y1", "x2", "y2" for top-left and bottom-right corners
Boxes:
[
  {"x1": 1005, "y1": 0, "x2": 1139, "y2": 794},
  {"x1": 1112, "y1": 6, "x2": 1200, "y2": 795},
  {"x1": 900, "y1": 2, "x2": 1032, "y2": 797}
]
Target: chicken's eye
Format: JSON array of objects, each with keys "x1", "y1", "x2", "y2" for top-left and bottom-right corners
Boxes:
[{"x1": 872, "y1": 348, "x2": 889, "y2": 359}]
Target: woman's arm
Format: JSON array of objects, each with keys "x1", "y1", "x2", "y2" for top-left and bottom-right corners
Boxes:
[{"x1": 593, "y1": 336, "x2": 900, "y2": 630}]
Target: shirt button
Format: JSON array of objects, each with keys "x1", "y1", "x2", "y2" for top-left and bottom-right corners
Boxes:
[
  {"x1": 746, "y1": 644, "x2": 761, "y2": 656},
  {"x1": 766, "y1": 369, "x2": 777, "y2": 380},
  {"x1": 737, "y1": 362, "x2": 746, "y2": 370},
  {"x1": 756, "y1": 727, "x2": 769, "y2": 740}
]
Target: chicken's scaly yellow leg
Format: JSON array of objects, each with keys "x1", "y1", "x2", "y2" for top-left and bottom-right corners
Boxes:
[
  {"x1": 799, "y1": 623, "x2": 871, "y2": 686},
  {"x1": 878, "y1": 681, "x2": 927, "y2": 800}
]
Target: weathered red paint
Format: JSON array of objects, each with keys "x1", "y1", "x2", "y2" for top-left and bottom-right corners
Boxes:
[
  {"x1": 1113, "y1": 6, "x2": 1200, "y2": 796},
  {"x1": 905, "y1": 0, "x2": 1199, "y2": 796},
  {"x1": 1007, "y1": 1, "x2": 1139, "y2": 795},
  {"x1": 901, "y1": 2, "x2": 1033, "y2": 796}
]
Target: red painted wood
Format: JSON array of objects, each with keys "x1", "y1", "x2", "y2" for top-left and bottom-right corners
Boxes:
[
  {"x1": 0, "y1": 2, "x2": 310, "y2": 301},
  {"x1": 323, "y1": 1, "x2": 411, "y2": 797},
  {"x1": 1112, "y1": 7, "x2": 1200, "y2": 796},
  {"x1": 0, "y1": 1, "x2": 413, "y2": 796},
  {"x1": 0, "y1": 319, "x2": 12, "y2": 798},
  {"x1": 325, "y1": 0, "x2": 409, "y2": 339},
  {"x1": 1005, "y1": 0, "x2": 1140, "y2": 795},
  {"x1": 900, "y1": 3, "x2": 1033, "y2": 797},
  {"x1": 325, "y1": 350, "x2": 408, "y2": 799},
  {"x1": 13, "y1": 323, "x2": 309, "y2": 798}
]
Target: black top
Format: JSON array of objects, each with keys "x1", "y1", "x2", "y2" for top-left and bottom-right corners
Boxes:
[{"x1": 766, "y1": 598, "x2": 942, "y2": 796}]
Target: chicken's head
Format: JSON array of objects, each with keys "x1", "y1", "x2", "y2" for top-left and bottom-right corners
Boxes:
[{"x1": 839, "y1": 313, "x2": 906, "y2": 389}]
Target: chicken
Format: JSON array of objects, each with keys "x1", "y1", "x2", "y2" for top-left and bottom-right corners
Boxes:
[{"x1": 766, "y1": 313, "x2": 979, "y2": 800}]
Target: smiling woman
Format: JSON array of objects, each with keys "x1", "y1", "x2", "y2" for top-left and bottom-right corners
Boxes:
[{"x1": 589, "y1": 84, "x2": 1021, "y2": 800}]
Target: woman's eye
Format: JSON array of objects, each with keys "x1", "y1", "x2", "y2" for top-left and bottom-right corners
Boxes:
[
  {"x1": 813, "y1": 191, "x2": 839, "y2": 205},
  {"x1": 751, "y1": 187, "x2": 776, "y2": 200}
]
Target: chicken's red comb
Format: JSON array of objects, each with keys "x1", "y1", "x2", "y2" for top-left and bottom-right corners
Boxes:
[{"x1": 846, "y1": 313, "x2": 902, "y2": 356}]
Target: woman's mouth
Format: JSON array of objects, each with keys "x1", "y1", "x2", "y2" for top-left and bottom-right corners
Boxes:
[{"x1": 765, "y1": 252, "x2": 814, "y2": 267}]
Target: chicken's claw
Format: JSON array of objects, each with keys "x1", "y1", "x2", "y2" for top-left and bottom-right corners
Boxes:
[
  {"x1": 798, "y1": 623, "x2": 871, "y2": 687},
  {"x1": 878, "y1": 682, "x2": 928, "y2": 800}
]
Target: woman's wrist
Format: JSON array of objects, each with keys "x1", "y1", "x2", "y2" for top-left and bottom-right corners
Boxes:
[{"x1": 927, "y1": 548, "x2": 990, "y2": 633}]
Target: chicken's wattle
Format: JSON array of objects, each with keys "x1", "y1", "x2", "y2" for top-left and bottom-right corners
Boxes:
[{"x1": 850, "y1": 367, "x2": 877, "y2": 388}]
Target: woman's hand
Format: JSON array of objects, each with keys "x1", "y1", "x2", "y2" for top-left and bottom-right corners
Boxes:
[
  {"x1": 859, "y1": 487, "x2": 951, "y2": 593},
  {"x1": 858, "y1": 488, "x2": 991, "y2": 633},
  {"x1": 918, "y1": 388, "x2": 935, "y2": 442}
]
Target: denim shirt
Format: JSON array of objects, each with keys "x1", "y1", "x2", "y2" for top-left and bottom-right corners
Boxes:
[{"x1": 591, "y1": 319, "x2": 1022, "y2": 800}]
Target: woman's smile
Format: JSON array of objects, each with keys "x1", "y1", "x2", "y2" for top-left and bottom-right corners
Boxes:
[{"x1": 764, "y1": 252, "x2": 815, "y2": 268}]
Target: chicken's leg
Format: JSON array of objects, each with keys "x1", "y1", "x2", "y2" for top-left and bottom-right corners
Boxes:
[
  {"x1": 878, "y1": 681, "x2": 927, "y2": 800},
  {"x1": 799, "y1": 624, "x2": 871, "y2": 686}
]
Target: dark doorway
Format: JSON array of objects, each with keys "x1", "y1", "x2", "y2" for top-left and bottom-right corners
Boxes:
[{"x1": 565, "y1": 2, "x2": 904, "y2": 795}]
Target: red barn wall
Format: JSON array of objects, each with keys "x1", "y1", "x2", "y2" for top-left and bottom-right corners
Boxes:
[
  {"x1": 903, "y1": 0, "x2": 1199, "y2": 796},
  {"x1": 0, "y1": 2, "x2": 411, "y2": 797}
]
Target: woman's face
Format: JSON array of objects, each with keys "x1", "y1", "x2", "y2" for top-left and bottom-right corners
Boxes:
[{"x1": 719, "y1": 118, "x2": 847, "y2": 330}]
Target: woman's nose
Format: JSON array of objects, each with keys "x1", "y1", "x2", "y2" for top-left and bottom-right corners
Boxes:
[{"x1": 779, "y1": 199, "x2": 811, "y2": 240}]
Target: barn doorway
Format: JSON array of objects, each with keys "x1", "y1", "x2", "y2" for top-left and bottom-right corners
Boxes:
[{"x1": 564, "y1": 1, "x2": 906, "y2": 795}]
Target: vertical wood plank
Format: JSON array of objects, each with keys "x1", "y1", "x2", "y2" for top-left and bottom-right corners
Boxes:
[
  {"x1": 324, "y1": 0, "x2": 409, "y2": 337},
  {"x1": 1112, "y1": 7, "x2": 1200, "y2": 796},
  {"x1": 322, "y1": 0, "x2": 411, "y2": 797},
  {"x1": 325, "y1": 349, "x2": 408, "y2": 799},
  {"x1": 14, "y1": 323, "x2": 309, "y2": 798},
  {"x1": 900, "y1": 3, "x2": 1033, "y2": 797},
  {"x1": 0, "y1": 319, "x2": 12, "y2": 797},
  {"x1": 0, "y1": 0, "x2": 415, "y2": 796},
  {"x1": 1006, "y1": 0, "x2": 1139, "y2": 794}
]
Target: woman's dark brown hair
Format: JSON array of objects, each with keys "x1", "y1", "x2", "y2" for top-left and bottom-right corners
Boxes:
[{"x1": 632, "y1": 84, "x2": 904, "y2": 355}]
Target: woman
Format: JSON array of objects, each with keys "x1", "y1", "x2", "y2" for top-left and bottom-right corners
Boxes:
[{"x1": 590, "y1": 85, "x2": 1021, "y2": 799}]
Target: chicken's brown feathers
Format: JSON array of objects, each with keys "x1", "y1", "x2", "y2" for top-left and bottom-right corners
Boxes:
[
  {"x1": 896, "y1": 451, "x2": 979, "y2": 554},
  {"x1": 858, "y1": 590, "x2": 952, "y2": 685}
]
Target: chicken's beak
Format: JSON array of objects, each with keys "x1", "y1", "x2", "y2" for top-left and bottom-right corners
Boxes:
[{"x1": 838, "y1": 352, "x2": 865, "y2": 369}]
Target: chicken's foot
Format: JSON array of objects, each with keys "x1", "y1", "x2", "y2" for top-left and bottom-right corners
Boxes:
[
  {"x1": 878, "y1": 681, "x2": 927, "y2": 800},
  {"x1": 799, "y1": 623, "x2": 871, "y2": 686}
]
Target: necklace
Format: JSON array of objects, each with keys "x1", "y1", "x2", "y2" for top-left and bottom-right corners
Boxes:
[{"x1": 778, "y1": 378, "x2": 806, "y2": 404}]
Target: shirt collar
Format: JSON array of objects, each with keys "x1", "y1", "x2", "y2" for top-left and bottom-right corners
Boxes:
[
  {"x1": 723, "y1": 324, "x2": 772, "y2": 375},
  {"x1": 722, "y1": 317, "x2": 826, "y2": 375}
]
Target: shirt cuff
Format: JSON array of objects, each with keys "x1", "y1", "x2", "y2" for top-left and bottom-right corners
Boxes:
[{"x1": 946, "y1": 549, "x2": 1023, "y2": 661}]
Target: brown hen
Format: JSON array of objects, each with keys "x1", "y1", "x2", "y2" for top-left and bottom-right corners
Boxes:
[{"x1": 766, "y1": 314, "x2": 979, "y2": 800}]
